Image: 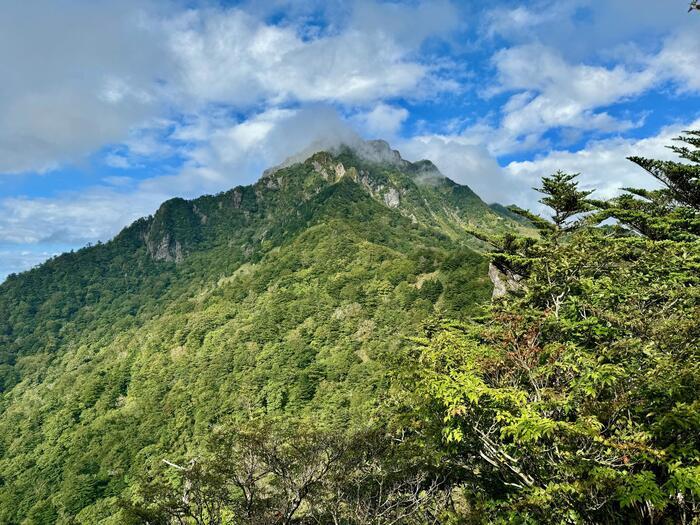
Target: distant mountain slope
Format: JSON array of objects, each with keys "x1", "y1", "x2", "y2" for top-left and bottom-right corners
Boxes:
[
  {"x1": 0, "y1": 142, "x2": 528, "y2": 388},
  {"x1": 0, "y1": 141, "x2": 523, "y2": 522},
  {"x1": 488, "y1": 202, "x2": 535, "y2": 226}
]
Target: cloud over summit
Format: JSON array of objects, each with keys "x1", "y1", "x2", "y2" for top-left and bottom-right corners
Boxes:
[{"x1": 1, "y1": 0, "x2": 699, "y2": 279}]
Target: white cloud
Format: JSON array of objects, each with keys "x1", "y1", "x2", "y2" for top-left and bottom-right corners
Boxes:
[
  {"x1": 491, "y1": 43, "x2": 655, "y2": 139},
  {"x1": 352, "y1": 104, "x2": 410, "y2": 137},
  {"x1": 399, "y1": 135, "x2": 528, "y2": 204},
  {"x1": 651, "y1": 30, "x2": 700, "y2": 93},
  {"x1": 0, "y1": 0, "x2": 170, "y2": 174},
  {"x1": 482, "y1": 0, "x2": 695, "y2": 60},
  {"x1": 350, "y1": 0, "x2": 461, "y2": 48},
  {"x1": 505, "y1": 118, "x2": 700, "y2": 204},
  {"x1": 482, "y1": 1, "x2": 583, "y2": 40},
  {"x1": 165, "y1": 7, "x2": 436, "y2": 108},
  {"x1": 0, "y1": 1, "x2": 458, "y2": 176},
  {"x1": 0, "y1": 188, "x2": 166, "y2": 246},
  {"x1": 104, "y1": 154, "x2": 132, "y2": 169},
  {"x1": 484, "y1": 26, "x2": 700, "y2": 152}
]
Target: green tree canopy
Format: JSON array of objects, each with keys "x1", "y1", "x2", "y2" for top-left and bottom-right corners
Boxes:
[{"x1": 404, "y1": 132, "x2": 700, "y2": 523}]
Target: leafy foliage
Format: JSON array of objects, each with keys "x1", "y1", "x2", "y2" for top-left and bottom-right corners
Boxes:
[
  {"x1": 406, "y1": 134, "x2": 700, "y2": 523},
  {"x1": 0, "y1": 148, "x2": 494, "y2": 523},
  {"x1": 2, "y1": 133, "x2": 698, "y2": 524},
  {"x1": 126, "y1": 422, "x2": 450, "y2": 524}
]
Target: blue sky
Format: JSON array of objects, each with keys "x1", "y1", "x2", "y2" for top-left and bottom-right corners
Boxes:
[{"x1": 1, "y1": 0, "x2": 700, "y2": 280}]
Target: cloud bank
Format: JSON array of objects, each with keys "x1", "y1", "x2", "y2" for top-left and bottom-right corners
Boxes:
[{"x1": 1, "y1": 0, "x2": 699, "y2": 279}]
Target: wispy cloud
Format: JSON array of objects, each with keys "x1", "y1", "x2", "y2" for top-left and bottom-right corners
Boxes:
[
  {"x1": 1, "y1": 0, "x2": 699, "y2": 278},
  {"x1": 504, "y1": 118, "x2": 700, "y2": 199}
]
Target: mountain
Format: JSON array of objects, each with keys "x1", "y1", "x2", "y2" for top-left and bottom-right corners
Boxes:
[{"x1": 0, "y1": 141, "x2": 529, "y2": 523}]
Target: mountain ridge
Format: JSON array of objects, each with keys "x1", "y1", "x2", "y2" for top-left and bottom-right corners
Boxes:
[
  {"x1": 0, "y1": 139, "x2": 522, "y2": 523},
  {"x1": 135, "y1": 140, "x2": 530, "y2": 265}
]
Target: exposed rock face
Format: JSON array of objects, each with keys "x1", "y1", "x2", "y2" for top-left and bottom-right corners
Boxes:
[
  {"x1": 312, "y1": 160, "x2": 331, "y2": 180},
  {"x1": 142, "y1": 198, "x2": 202, "y2": 264},
  {"x1": 146, "y1": 233, "x2": 184, "y2": 263},
  {"x1": 488, "y1": 262, "x2": 523, "y2": 299},
  {"x1": 321, "y1": 156, "x2": 401, "y2": 209},
  {"x1": 231, "y1": 188, "x2": 243, "y2": 208},
  {"x1": 383, "y1": 188, "x2": 400, "y2": 208}
]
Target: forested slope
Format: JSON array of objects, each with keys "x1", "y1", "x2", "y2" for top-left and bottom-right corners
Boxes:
[
  {"x1": 119, "y1": 133, "x2": 699, "y2": 525},
  {"x1": 0, "y1": 143, "x2": 515, "y2": 523}
]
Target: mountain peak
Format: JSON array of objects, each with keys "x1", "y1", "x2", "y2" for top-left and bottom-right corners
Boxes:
[
  {"x1": 115, "y1": 138, "x2": 533, "y2": 267},
  {"x1": 352, "y1": 139, "x2": 407, "y2": 167},
  {"x1": 263, "y1": 138, "x2": 408, "y2": 179}
]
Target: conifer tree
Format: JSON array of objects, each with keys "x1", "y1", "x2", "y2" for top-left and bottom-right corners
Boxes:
[
  {"x1": 535, "y1": 170, "x2": 594, "y2": 232},
  {"x1": 408, "y1": 131, "x2": 700, "y2": 524},
  {"x1": 486, "y1": 171, "x2": 592, "y2": 279},
  {"x1": 593, "y1": 131, "x2": 700, "y2": 240},
  {"x1": 629, "y1": 131, "x2": 700, "y2": 209}
]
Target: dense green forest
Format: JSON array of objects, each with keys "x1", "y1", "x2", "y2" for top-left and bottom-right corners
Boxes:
[
  {"x1": 0, "y1": 143, "x2": 519, "y2": 523},
  {"x1": 0, "y1": 135, "x2": 698, "y2": 524}
]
